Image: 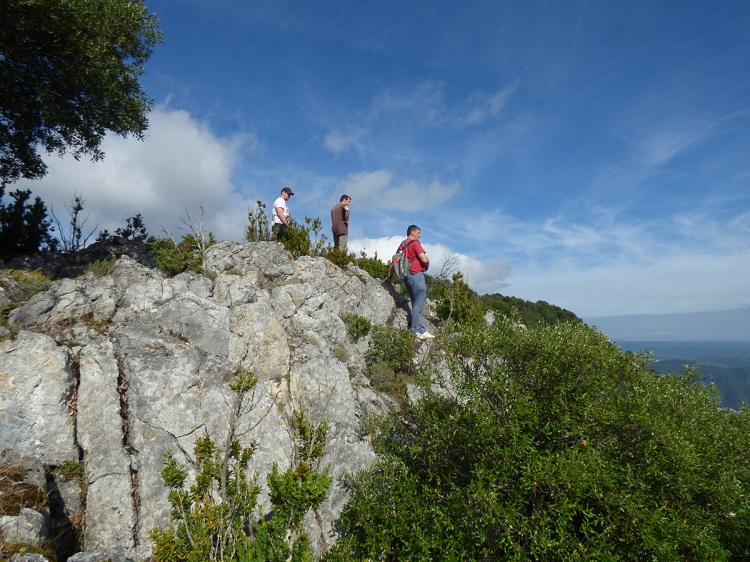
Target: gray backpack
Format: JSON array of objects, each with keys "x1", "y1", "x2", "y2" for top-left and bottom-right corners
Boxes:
[{"x1": 392, "y1": 240, "x2": 415, "y2": 280}]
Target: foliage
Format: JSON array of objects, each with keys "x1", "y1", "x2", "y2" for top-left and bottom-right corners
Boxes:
[
  {"x1": 327, "y1": 318, "x2": 750, "y2": 561},
  {"x1": 322, "y1": 247, "x2": 354, "y2": 268},
  {"x1": 365, "y1": 326, "x2": 415, "y2": 376},
  {"x1": 151, "y1": 233, "x2": 216, "y2": 277},
  {"x1": 96, "y1": 212, "x2": 152, "y2": 243},
  {"x1": 341, "y1": 313, "x2": 371, "y2": 341},
  {"x1": 354, "y1": 251, "x2": 390, "y2": 281},
  {"x1": 364, "y1": 326, "x2": 417, "y2": 397},
  {"x1": 85, "y1": 258, "x2": 117, "y2": 277},
  {"x1": 151, "y1": 371, "x2": 332, "y2": 562},
  {"x1": 252, "y1": 412, "x2": 332, "y2": 562},
  {"x1": 480, "y1": 292, "x2": 582, "y2": 328},
  {"x1": 1, "y1": 268, "x2": 52, "y2": 296},
  {"x1": 282, "y1": 216, "x2": 328, "y2": 258},
  {"x1": 0, "y1": 0, "x2": 162, "y2": 183},
  {"x1": 431, "y1": 271, "x2": 485, "y2": 329},
  {"x1": 0, "y1": 187, "x2": 58, "y2": 259},
  {"x1": 245, "y1": 200, "x2": 273, "y2": 242}
]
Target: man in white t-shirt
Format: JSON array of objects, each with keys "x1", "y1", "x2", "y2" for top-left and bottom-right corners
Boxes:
[{"x1": 272, "y1": 186, "x2": 293, "y2": 240}]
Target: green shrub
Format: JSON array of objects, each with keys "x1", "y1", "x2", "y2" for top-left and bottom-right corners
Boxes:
[
  {"x1": 354, "y1": 251, "x2": 389, "y2": 281},
  {"x1": 365, "y1": 325, "x2": 415, "y2": 376},
  {"x1": 84, "y1": 257, "x2": 116, "y2": 277},
  {"x1": 150, "y1": 233, "x2": 215, "y2": 277},
  {"x1": 323, "y1": 247, "x2": 354, "y2": 268},
  {"x1": 327, "y1": 318, "x2": 750, "y2": 561},
  {"x1": 1, "y1": 268, "x2": 51, "y2": 295},
  {"x1": 341, "y1": 313, "x2": 371, "y2": 341},
  {"x1": 281, "y1": 216, "x2": 328, "y2": 258},
  {"x1": 150, "y1": 372, "x2": 332, "y2": 562}
]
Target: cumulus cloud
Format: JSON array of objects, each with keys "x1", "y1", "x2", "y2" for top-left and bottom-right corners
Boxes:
[
  {"x1": 349, "y1": 236, "x2": 511, "y2": 295},
  {"x1": 340, "y1": 169, "x2": 458, "y2": 211},
  {"x1": 14, "y1": 106, "x2": 259, "y2": 242}
]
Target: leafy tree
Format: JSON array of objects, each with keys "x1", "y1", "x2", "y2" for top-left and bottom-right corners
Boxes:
[
  {"x1": 0, "y1": 186, "x2": 57, "y2": 259},
  {"x1": 327, "y1": 318, "x2": 750, "y2": 561},
  {"x1": 0, "y1": 0, "x2": 162, "y2": 183}
]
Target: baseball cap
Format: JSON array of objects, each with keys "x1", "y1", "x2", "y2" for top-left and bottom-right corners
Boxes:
[{"x1": 281, "y1": 187, "x2": 294, "y2": 196}]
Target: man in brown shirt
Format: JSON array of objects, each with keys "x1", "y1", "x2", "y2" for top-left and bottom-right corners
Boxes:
[{"x1": 330, "y1": 194, "x2": 351, "y2": 250}]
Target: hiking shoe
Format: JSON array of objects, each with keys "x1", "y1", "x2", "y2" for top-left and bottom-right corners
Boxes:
[{"x1": 416, "y1": 331, "x2": 435, "y2": 340}]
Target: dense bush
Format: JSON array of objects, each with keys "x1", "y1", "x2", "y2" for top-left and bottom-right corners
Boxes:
[
  {"x1": 151, "y1": 233, "x2": 216, "y2": 277},
  {"x1": 364, "y1": 326, "x2": 417, "y2": 397},
  {"x1": 322, "y1": 247, "x2": 354, "y2": 268},
  {"x1": 327, "y1": 318, "x2": 750, "y2": 561},
  {"x1": 341, "y1": 313, "x2": 371, "y2": 341},
  {"x1": 282, "y1": 216, "x2": 328, "y2": 258},
  {"x1": 354, "y1": 251, "x2": 389, "y2": 281}
]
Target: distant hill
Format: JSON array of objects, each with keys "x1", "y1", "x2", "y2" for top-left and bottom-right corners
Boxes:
[
  {"x1": 617, "y1": 341, "x2": 750, "y2": 410},
  {"x1": 479, "y1": 293, "x2": 582, "y2": 328}
]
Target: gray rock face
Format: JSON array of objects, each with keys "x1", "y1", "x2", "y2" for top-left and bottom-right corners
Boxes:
[{"x1": 0, "y1": 241, "x2": 426, "y2": 560}]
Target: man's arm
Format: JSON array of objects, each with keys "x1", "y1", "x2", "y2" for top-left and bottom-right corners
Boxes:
[
  {"x1": 384, "y1": 261, "x2": 394, "y2": 283},
  {"x1": 275, "y1": 205, "x2": 288, "y2": 226},
  {"x1": 417, "y1": 252, "x2": 429, "y2": 270}
]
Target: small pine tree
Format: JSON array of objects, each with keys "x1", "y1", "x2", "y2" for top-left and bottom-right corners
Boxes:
[{"x1": 0, "y1": 187, "x2": 58, "y2": 258}]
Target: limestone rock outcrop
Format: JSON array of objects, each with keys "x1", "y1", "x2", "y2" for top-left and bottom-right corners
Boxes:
[{"x1": 0, "y1": 241, "x2": 425, "y2": 560}]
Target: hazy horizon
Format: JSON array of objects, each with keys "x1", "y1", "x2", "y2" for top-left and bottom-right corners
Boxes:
[{"x1": 585, "y1": 306, "x2": 750, "y2": 342}]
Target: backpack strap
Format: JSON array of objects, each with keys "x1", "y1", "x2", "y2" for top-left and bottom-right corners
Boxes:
[{"x1": 400, "y1": 239, "x2": 415, "y2": 258}]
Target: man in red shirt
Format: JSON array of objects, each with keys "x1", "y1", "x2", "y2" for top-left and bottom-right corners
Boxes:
[{"x1": 384, "y1": 225, "x2": 435, "y2": 340}]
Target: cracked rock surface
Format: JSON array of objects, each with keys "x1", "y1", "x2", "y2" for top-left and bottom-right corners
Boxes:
[{"x1": 0, "y1": 241, "x2": 424, "y2": 560}]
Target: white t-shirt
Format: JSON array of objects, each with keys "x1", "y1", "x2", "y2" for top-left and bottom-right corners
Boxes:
[{"x1": 273, "y1": 196, "x2": 289, "y2": 225}]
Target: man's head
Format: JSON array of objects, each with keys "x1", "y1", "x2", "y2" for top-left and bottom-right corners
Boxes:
[
  {"x1": 340, "y1": 194, "x2": 351, "y2": 203},
  {"x1": 281, "y1": 187, "x2": 294, "y2": 199},
  {"x1": 407, "y1": 225, "x2": 421, "y2": 239}
]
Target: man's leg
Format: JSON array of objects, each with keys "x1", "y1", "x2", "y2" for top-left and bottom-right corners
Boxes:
[
  {"x1": 405, "y1": 272, "x2": 427, "y2": 334},
  {"x1": 274, "y1": 223, "x2": 289, "y2": 241}
]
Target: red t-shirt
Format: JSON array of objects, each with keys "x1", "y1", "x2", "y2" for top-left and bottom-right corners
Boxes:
[{"x1": 401, "y1": 239, "x2": 427, "y2": 274}]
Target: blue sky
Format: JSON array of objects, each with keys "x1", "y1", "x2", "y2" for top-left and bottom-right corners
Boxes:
[{"x1": 16, "y1": 0, "x2": 750, "y2": 319}]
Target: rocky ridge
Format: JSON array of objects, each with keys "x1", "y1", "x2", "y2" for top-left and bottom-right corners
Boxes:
[{"x1": 0, "y1": 241, "x2": 438, "y2": 561}]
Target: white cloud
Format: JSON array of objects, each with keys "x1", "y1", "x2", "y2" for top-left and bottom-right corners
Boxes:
[
  {"x1": 341, "y1": 169, "x2": 458, "y2": 211},
  {"x1": 507, "y1": 249, "x2": 750, "y2": 317},
  {"x1": 349, "y1": 236, "x2": 512, "y2": 294},
  {"x1": 456, "y1": 82, "x2": 519, "y2": 127},
  {"x1": 14, "y1": 106, "x2": 258, "y2": 242},
  {"x1": 324, "y1": 128, "x2": 366, "y2": 155}
]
